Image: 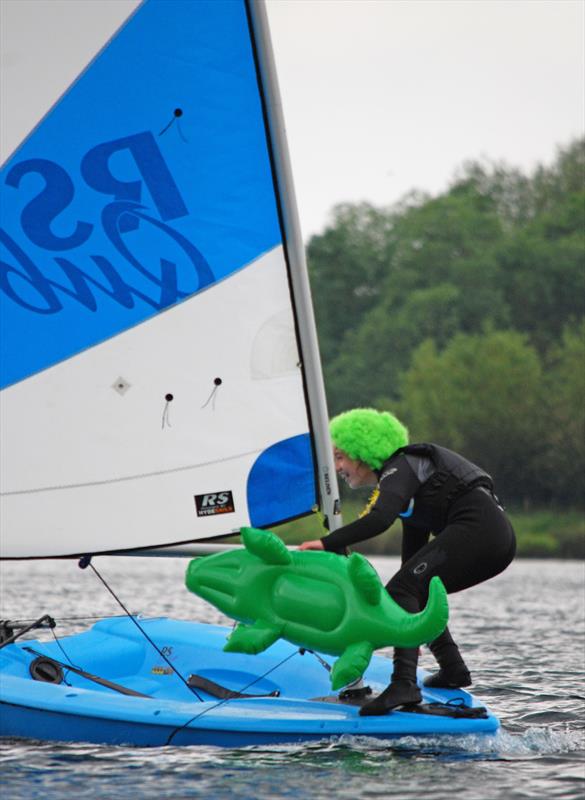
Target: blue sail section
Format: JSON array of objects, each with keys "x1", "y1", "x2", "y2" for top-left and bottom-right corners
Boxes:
[
  {"x1": 247, "y1": 434, "x2": 315, "y2": 527},
  {"x1": 0, "y1": 0, "x2": 281, "y2": 388}
]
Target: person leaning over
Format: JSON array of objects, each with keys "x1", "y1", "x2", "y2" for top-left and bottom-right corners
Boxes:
[{"x1": 300, "y1": 408, "x2": 516, "y2": 717}]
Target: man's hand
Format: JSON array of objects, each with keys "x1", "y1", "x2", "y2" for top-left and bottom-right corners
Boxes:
[{"x1": 298, "y1": 540, "x2": 325, "y2": 551}]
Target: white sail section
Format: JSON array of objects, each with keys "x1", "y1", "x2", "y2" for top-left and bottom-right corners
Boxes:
[{"x1": 1, "y1": 247, "x2": 313, "y2": 557}]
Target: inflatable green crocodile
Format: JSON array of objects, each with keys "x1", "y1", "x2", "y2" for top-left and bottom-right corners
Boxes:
[{"x1": 185, "y1": 527, "x2": 449, "y2": 690}]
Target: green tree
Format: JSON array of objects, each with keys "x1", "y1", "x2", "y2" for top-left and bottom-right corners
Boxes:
[
  {"x1": 308, "y1": 138, "x2": 585, "y2": 509},
  {"x1": 497, "y1": 232, "x2": 585, "y2": 353},
  {"x1": 307, "y1": 202, "x2": 396, "y2": 365},
  {"x1": 530, "y1": 139, "x2": 585, "y2": 217},
  {"x1": 537, "y1": 322, "x2": 585, "y2": 506},
  {"x1": 396, "y1": 330, "x2": 544, "y2": 505},
  {"x1": 325, "y1": 283, "x2": 462, "y2": 414},
  {"x1": 321, "y1": 187, "x2": 509, "y2": 413}
]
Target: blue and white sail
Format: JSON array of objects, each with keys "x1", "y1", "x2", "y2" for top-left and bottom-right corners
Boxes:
[{"x1": 0, "y1": 0, "x2": 340, "y2": 558}]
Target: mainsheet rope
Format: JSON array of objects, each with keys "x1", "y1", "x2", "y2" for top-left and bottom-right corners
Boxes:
[
  {"x1": 50, "y1": 627, "x2": 80, "y2": 678},
  {"x1": 79, "y1": 557, "x2": 332, "y2": 743},
  {"x1": 164, "y1": 648, "x2": 300, "y2": 746},
  {"x1": 80, "y1": 556, "x2": 204, "y2": 702}
]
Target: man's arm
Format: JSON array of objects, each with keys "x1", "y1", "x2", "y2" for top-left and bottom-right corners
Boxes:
[{"x1": 322, "y1": 454, "x2": 421, "y2": 553}]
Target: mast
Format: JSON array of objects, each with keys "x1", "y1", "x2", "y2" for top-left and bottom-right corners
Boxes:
[{"x1": 247, "y1": 0, "x2": 342, "y2": 532}]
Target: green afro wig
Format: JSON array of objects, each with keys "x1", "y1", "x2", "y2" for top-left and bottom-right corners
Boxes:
[{"x1": 330, "y1": 408, "x2": 409, "y2": 470}]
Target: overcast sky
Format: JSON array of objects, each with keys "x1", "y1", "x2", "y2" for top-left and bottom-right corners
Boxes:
[
  {"x1": 1, "y1": 0, "x2": 583, "y2": 238},
  {"x1": 268, "y1": 0, "x2": 584, "y2": 237}
]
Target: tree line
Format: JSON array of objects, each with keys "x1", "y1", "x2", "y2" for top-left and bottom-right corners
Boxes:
[{"x1": 307, "y1": 139, "x2": 584, "y2": 509}]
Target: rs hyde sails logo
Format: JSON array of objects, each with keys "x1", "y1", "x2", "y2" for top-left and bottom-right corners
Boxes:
[
  {"x1": 195, "y1": 491, "x2": 235, "y2": 517},
  {"x1": 1, "y1": 131, "x2": 214, "y2": 317}
]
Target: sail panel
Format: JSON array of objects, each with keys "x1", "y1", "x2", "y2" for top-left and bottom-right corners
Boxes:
[
  {"x1": 0, "y1": 0, "x2": 320, "y2": 558},
  {"x1": 1, "y1": 246, "x2": 315, "y2": 557},
  {"x1": 1, "y1": 0, "x2": 280, "y2": 388},
  {"x1": 247, "y1": 434, "x2": 315, "y2": 527}
]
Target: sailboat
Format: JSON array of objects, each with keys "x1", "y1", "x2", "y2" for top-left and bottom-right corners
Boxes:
[{"x1": 0, "y1": 0, "x2": 498, "y2": 746}]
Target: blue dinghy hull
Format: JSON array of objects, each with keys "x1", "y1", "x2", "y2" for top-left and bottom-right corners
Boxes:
[{"x1": 0, "y1": 617, "x2": 499, "y2": 747}]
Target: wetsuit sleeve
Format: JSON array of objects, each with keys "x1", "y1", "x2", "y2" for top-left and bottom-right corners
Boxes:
[
  {"x1": 321, "y1": 454, "x2": 420, "y2": 553},
  {"x1": 400, "y1": 521, "x2": 430, "y2": 563}
]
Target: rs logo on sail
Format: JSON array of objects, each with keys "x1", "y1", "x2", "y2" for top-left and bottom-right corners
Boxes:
[
  {"x1": 195, "y1": 492, "x2": 235, "y2": 517},
  {"x1": 1, "y1": 131, "x2": 214, "y2": 315}
]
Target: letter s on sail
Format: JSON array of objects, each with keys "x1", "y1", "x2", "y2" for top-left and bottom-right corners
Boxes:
[{"x1": 5, "y1": 158, "x2": 93, "y2": 251}]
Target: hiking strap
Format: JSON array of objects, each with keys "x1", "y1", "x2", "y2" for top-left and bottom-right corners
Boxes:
[{"x1": 187, "y1": 673, "x2": 280, "y2": 700}]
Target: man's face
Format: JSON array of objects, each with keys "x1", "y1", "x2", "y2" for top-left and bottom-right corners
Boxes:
[{"x1": 333, "y1": 447, "x2": 375, "y2": 489}]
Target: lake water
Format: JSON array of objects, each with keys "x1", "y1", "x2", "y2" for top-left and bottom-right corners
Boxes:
[{"x1": 1, "y1": 556, "x2": 583, "y2": 799}]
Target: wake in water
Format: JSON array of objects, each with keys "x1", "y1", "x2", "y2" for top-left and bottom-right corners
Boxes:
[
  {"x1": 222, "y1": 725, "x2": 584, "y2": 763},
  {"x1": 343, "y1": 726, "x2": 584, "y2": 759}
]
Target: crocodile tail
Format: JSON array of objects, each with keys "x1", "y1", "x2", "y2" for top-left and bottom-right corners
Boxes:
[{"x1": 389, "y1": 576, "x2": 449, "y2": 648}]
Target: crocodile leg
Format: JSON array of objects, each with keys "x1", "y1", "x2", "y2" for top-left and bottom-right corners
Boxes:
[
  {"x1": 223, "y1": 620, "x2": 283, "y2": 655},
  {"x1": 330, "y1": 642, "x2": 374, "y2": 691}
]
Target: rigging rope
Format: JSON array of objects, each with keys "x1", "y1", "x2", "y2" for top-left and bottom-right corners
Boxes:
[
  {"x1": 74, "y1": 556, "x2": 324, "y2": 745},
  {"x1": 164, "y1": 648, "x2": 299, "y2": 746},
  {"x1": 8, "y1": 614, "x2": 123, "y2": 624},
  {"x1": 81, "y1": 557, "x2": 204, "y2": 702},
  {"x1": 50, "y1": 626, "x2": 81, "y2": 676},
  {"x1": 83, "y1": 557, "x2": 313, "y2": 745},
  {"x1": 82, "y1": 556, "x2": 314, "y2": 745}
]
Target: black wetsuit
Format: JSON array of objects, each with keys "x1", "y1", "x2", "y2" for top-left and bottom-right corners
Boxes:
[{"x1": 322, "y1": 443, "x2": 516, "y2": 609}]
